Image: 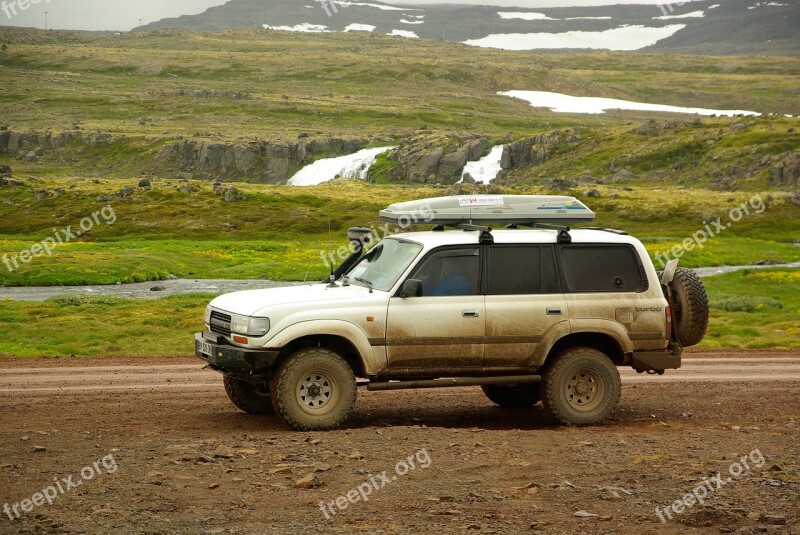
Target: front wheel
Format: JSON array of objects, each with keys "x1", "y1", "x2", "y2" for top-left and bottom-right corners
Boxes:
[
  {"x1": 223, "y1": 376, "x2": 275, "y2": 415},
  {"x1": 271, "y1": 348, "x2": 357, "y2": 431},
  {"x1": 541, "y1": 347, "x2": 621, "y2": 426}
]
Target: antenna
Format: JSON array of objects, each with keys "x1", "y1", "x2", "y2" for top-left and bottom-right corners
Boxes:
[
  {"x1": 138, "y1": 18, "x2": 143, "y2": 28},
  {"x1": 326, "y1": 217, "x2": 337, "y2": 287},
  {"x1": 44, "y1": 11, "x2": 48, "y2": 30}
]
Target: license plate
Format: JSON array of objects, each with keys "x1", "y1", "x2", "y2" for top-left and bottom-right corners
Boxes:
[{"x1": 200, "y1": 342, "x2": 213, "y2": 356}]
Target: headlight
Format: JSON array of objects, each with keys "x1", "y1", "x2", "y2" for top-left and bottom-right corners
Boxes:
[
  {"x1": 230, "y1": 314, "x2": 270, "y2": 337},
  {"x1": 204, "y1": 306, "x2": 212, "y2": 325}
]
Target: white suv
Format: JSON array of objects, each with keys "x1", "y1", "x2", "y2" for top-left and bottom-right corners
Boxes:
[{"x1": 195, "y1": 195, "x2": 708, "y2": 430}]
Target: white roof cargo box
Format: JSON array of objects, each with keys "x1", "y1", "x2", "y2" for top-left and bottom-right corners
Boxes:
[{"x1": 380, "y1": 195, "x2": 596, "y2": 226}]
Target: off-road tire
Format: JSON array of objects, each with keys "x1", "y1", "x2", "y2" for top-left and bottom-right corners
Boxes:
[
  {"x1": 271, "y1": 348, "x2": 357, "y2": 431},
  {"x1": 223, "y1": 376, "x2": 275, "y2": 415},
  {"x1": 541, "y1": 347, "x2": 621, "y2": 426},
  {"x1": 482, "y1": 384, "x2": 540, "y2": 408},
  {"x1": 669, "y1": 267, "x2": 709, "y2": 347}
]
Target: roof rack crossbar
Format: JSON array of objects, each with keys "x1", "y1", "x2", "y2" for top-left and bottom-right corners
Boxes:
[
  {"x1": 451, "y1": 223, "x2": 494, "y2": 244},
  {"x1": 513, "y1": 222, "x2": 572, "y2": 244},
  {"x1": 581, "y1": 227, "x2": 629, "y2": 236}
]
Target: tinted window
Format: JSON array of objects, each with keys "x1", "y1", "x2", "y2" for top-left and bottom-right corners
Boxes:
[
  {"x1": 409, "y1": 248, "x2": 480, "y2": 297},
  {"x1": 487, "y1": 246, "x2": 540, "y2": 295},
  {"x1": 541, "y1": 247, "x2": 560, "y2": 294},
  {"x1": 560, "y1": 245, "x2": 645, "y2": 293}
]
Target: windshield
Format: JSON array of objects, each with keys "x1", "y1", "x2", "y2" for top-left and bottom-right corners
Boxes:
[{"x1": 344, "y1": 238, "x2": 423, "y2": 292}]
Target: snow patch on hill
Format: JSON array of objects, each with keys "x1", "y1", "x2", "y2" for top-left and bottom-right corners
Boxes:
[
  {"x1": 498, "y1": 12, "x2": 556, "y2": 21},
  {"x1": 263, "y1": 23, "x2": 329, "y2": 33},
  {"x1": 654, "y1": 10, "x2": 705, "y2": 19},
  {"x1": 344, "y1": 23, "x2": 376, "y2": 32},
  {"x1": 388, "y1": 29, "x2": 419, "y2": 38},
  {"x1": 500, "y1": 90, "x2": 761, "y2": 117},
  {"x1": 465, "y1": 25, "x2": 686, "y2": 51}
]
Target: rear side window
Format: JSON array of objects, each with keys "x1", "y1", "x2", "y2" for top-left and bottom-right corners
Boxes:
[
  {"x1": 487, "y1": 246, "x2": 560, "y2": 295},
  {"x1": 560, "y1": 245, "x2": 647, "y2": 293}
]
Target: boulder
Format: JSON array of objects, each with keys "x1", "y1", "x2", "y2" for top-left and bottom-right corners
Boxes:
[
  {"x1": 117, "y1": 186, "x2": 136, "y2": 198},
  {"x1": 223, "y1": 187, "x2": 247, "y2": 202}
]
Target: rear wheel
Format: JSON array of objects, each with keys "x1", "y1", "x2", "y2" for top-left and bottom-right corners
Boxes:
[
  {"x1": 541, "y1": 347, "x2": 621, "y2": 426},
  {"x1": 223, "y1": 376, "x2": 275, "y2": 415},
  {"x1": 271, "y1": 348, "x2": 357, "y2": 431},
  {"x1": 482, "y1": 384, "x2": 540, "y2": 408}
]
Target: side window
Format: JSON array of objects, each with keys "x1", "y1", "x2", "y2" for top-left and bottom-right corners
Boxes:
[
  {"x1": 487, "y1": 246, "x2": 541, "y2": 295},
  {"x1": 409, "y1": 248, "x2": 480, "y2": 297},
  {"x1": 560, "y1": 245, "x2": 646, "y2": 293}
]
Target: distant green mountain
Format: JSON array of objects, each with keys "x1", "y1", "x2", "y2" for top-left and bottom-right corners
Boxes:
[{"x1": 140, "y1": 0, "x2": 799, "y2": 56}]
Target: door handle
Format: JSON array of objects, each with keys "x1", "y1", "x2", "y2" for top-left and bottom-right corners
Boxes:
[
  {"x1": 462, "y1": 310, "x2": 480, "y2": 318},
  {"x1": 547, "y1": 307, "x2": 563, "y2": 316}
]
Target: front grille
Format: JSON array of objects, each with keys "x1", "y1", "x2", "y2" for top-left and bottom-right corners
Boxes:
[{"x1": 209, "y1": 310, "x2": 232, "y2": 337}]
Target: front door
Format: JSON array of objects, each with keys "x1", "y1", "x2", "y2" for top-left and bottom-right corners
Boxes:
[{"x1": 386, "y1": 247, "x2": 484, "y2": 375}]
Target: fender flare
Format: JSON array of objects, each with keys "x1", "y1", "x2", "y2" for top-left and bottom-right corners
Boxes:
[
  {"x1": 535, "y1": 319, "x2": 633, "y2": 366},
  {"x1": 265, "y1": 320, "x2": 383, "y2": 375}
]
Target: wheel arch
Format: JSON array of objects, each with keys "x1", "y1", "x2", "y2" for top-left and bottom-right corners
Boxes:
[
  {"x1": 275, "y1": 334, "x2": 366, "y2": 378},
  {"x1": 543, "y1": 332, "x2": 627, "y2": 368}
]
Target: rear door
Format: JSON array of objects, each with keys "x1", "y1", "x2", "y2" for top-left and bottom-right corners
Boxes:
[
  {"x1": 484, "y1": 245, "x2": 567, "y2": 370},
  {"x1": 558, "y1": 244, "x2": 667, "y2": 349}
]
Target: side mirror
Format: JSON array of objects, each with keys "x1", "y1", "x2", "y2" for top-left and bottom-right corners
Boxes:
[{"x1": 400, "y1": 279, "x2": 423, "y2": 298}]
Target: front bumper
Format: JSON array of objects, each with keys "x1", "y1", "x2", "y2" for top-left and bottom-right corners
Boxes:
[{"x1": 194, "y1": 332, "x2": 280, "y2": 371}]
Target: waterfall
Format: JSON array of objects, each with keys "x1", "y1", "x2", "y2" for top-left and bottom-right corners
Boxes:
[
  {"x1": 288, "y1": 146, "x2": 396, "y2": 186},
  {"x1": 460, "y1": 145, "x2": 504, "y2": 184}
]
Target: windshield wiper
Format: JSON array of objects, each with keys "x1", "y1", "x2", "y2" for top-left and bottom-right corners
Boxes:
[{"x1": 354, "y1": 277, "x2": 374, "y2": 293}]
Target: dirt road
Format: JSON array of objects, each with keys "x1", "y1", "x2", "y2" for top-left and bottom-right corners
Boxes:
[
  {"x1": 1, "y1": 351, "x2": 798, "y2": 534},
  {"x1": 2, "y1": 354, "x2": 800, "y2": 393}
]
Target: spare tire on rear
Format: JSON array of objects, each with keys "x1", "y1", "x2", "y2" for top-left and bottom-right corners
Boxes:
[{"x1": 669, "y1": 267, "x2": 709, "y2": 347}]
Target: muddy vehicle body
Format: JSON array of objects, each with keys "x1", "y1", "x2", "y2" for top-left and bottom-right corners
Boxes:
[{"x1": 196, "y1": 195, "x2": 708, "y2": 430}]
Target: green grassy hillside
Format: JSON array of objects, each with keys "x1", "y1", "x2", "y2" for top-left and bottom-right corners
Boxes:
[{"x1": 0, "y1": 28, "x2": 798, "y2": 354}]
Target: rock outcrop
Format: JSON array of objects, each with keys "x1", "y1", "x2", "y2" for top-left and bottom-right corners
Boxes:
[
  {"x1": 388, "y1": 133, "x2": 489, "y2": 184},
  {"x1": 160, "y1": 137, "x2": 366, "y2": 183},
  {"x1": 771, "y1": 150, "x2": 799, "y2": 189},
  {"x1": 0, "y1": 129, "x2": 111, "y2": 156},
  {"x1": 500, "y1": 129, "x2": 581, "y2": 171}
]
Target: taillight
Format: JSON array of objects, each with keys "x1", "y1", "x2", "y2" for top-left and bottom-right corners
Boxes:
[{"x1": 665, "y1": 306, "x2": 673, "y2": 337}]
